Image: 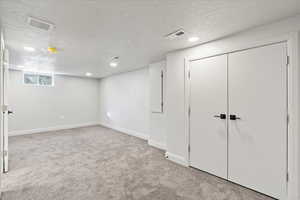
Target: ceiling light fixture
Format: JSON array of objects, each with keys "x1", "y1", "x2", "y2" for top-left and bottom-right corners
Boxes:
[
  {"x1": 110, "y1": 62, "x2": 118, "y2": 67},
  {"x1": 110, "y1": 56, "x2": 119, "y2": 68},
  {"x1": 17, "y1": 65, "x2": 25, "y2": 69},
  {"x1": 188, "y1": 37, "x2": 199, "y2": 42},
  {"x1": 48, "y1": 47, "x2": 58, "y2": 54},
  {"x1": 85, "y1": 72, "x2": 92, "y2": 77},
  {"x1": 24, "y1": 46, "x2": 36, "y2": 52}
]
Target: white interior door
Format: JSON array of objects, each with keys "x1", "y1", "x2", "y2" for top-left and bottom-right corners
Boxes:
[
  {"x1": 228, "y1": 43, "x2": 287, "y2": 199},
  {"x1": 189, "y1": 55, "x2": 228, "y2": 179},
  {"x1": 3, "y1": 49, "x2": 9, "y2": 173}
]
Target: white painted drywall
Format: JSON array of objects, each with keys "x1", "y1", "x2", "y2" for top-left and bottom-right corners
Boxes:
[
  {"x1": 98, "y1": 64, "x2": 167, "y2": 149},
  {"x1": 148, "y1": 61, "x2": 166, "y2": 150},
  {"x1": 166, "y1": 15, "x2": 300, "y2": 199},
  {"x1": 8, "y1": 70, "x2": 99, "y2": 135},
  {"x1": 98, "y1": 68, "x2": 150, "y2": 140}
]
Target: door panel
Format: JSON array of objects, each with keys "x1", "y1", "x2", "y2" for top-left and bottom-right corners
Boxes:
[
  {"x1": 190, "y1": 55, "x2": 227, "y2": 179},
  {"x1": 228, "y1": 43, "x2": 287, "y2": 199}
]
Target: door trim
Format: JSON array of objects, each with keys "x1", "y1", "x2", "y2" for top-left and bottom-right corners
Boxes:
[
  {"x1": 189, "y1": 41, "x2": 285, "y2": 62},
  {"x1": 185, "y1": 32, "x2": 299, "y2": 200}
]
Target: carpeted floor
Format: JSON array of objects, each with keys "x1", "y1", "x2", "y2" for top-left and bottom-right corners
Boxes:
[{"x1": 2, "y1": 126, "x2": 273, "y2": 200}]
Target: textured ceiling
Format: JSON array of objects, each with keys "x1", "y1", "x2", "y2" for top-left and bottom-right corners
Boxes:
[{"x1": 0, "y1": 0, "x2": 300, "y2": 78}]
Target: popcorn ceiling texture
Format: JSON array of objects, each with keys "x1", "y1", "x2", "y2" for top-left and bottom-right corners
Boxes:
[
  {"x1": 0, "y1": 0, "x2": 299, "y2": 77},
  {"x1": 3, "y1": 126, "x2": 272, "y2": 200}
]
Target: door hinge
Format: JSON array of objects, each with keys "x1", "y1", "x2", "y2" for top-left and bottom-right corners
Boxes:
[
  {"x1": 161, "y1": 70, "x2": 164, "y2": 78},
  {"x1": 188, "y1": 106, "x2": 191, "y2": 117},
  {"x1": 188, "y1": 144, "x2": 191, "y2": 153},
  {"x1": 286, "y1": 172, "x2": 289, "y2": 182},
  {"x1": 286, "y1": 56, "x2": 290, "y2": 66},
  {"x1": 188, "y1": 70, "x2": 191, "y2": 79},
  {"x1": 287, "y1": 114, "x2": 290, "y2": 124}
]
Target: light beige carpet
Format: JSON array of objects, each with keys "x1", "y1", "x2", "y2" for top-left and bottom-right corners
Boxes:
[{"x1": 2, "y1": 126, "x2": 273, "y2": 200}]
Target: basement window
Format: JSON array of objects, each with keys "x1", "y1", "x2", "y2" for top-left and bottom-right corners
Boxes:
[{"x1": 23, "y1": 72, "x2": 54, "y2": 86}]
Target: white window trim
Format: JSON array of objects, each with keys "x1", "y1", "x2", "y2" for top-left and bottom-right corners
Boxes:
[{"x1": 23, "y1": 71, "x2": 54, "y2": 87}]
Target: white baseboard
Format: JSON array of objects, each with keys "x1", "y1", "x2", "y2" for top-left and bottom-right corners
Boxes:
[
  {"x1": 9, "y1": 122, "x2": 100, "y2": 137},
  {"x1": 165, "y1": 152, "x2": 188, "y2": 167},
  {"x1": 148, "y1": 139, "x2": 166, "y2": 150},
  {"x1": 99, "y1": 122, "x2": 149, "y2": 140}
]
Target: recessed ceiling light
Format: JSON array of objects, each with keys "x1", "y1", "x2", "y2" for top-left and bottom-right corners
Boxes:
[
  {"x1": 24, "y1": 46, "x2": 36, "y2": 52},
  {"x1": 85, "y1": 72, "x2": 92, "y2": 77},
  {"x1": 110, "y1": 56, "x2": 119, "y2": 68},
  {"x1": 110, "y1": 62, "x2": 118, "y2": 68},
  {"x1": 188, "y1": 37, "x2": 199, "y2": 42},
  {"x1": 17, "y1": 65, "x2": 25, "y2": 69}
]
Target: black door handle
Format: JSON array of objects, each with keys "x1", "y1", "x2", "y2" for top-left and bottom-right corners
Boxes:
[
  {"x1": 214, "y1": 114, "x2": 226, "y2": 119},
  {"x1": 230, "y1": 114, "x2": 241, "y2": 120},
  {"x1": 8, "y1": 110, "x2": 13, "y2": 115}
]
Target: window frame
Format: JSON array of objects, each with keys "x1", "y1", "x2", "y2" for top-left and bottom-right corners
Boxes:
[{"x1": 23, "y1": 71, "x2": 54, "y2": 87}]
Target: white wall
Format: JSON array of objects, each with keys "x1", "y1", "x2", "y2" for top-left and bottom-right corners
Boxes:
[
  {"x1": 8, "y1": 70, "x2": 99, "y2": 135},
  {"x1": 165, "y1": 15, "x2": 300, "y2": 199},
  {"x1": 98, "y1": 68, "x2": 150, "y2": 140},
  {"x1": 148, "y1": 61, "x2": 166, "y2": 150},
  {"x1": 98, "y1": 64, "x2": 167, "y2": 149},
  {"x1": 9, "y1": 65, "x2": 168, "y2": 148}
]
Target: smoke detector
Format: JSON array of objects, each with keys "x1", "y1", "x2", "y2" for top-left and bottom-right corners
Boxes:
[
  {"x1": 27, "y1": 16, "x2": 55, "y2": 31},
  {"x1": 164, "y1": 29, "x2": 185, "y2": 40}
]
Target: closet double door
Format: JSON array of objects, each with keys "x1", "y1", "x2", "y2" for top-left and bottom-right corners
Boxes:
[{"x1": 189, "y1": 42, "x2": 287, "y2": 199}]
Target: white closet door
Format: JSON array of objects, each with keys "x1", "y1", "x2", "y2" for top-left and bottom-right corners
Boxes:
[
  {"x1": 228, "y1": 43, "x2": 287, "y2": 199},
  {"x1": 190, "y1": 55, "x2": 227, "y2": 179}
]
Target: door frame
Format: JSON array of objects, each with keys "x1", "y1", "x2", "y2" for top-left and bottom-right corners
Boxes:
[
  {"x1": 3, "y1": 48, "x2": 9, "y2": 173},
  {"x1": 0, "y1": 27, "x2": 5, "y2": 199},
  {"x1": 184, "y1": 32, "x2": 299, "y2": 200}
]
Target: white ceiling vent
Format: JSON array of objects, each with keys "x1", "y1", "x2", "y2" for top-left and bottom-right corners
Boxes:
[
  {"x1": 27, "y1": 16, "x2": 55, "y2": 31},
  {"x1": 164, "y1": 29, "x2": 185, "y2": 40}
]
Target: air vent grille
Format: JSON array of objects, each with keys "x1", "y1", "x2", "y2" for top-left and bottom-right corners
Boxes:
[
  {"x1": 164, "y1": 29, "x2": 185, "y2": 40},
  {"x1": 27, "y1": 16, "x2": 54, "y2": 31}
]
